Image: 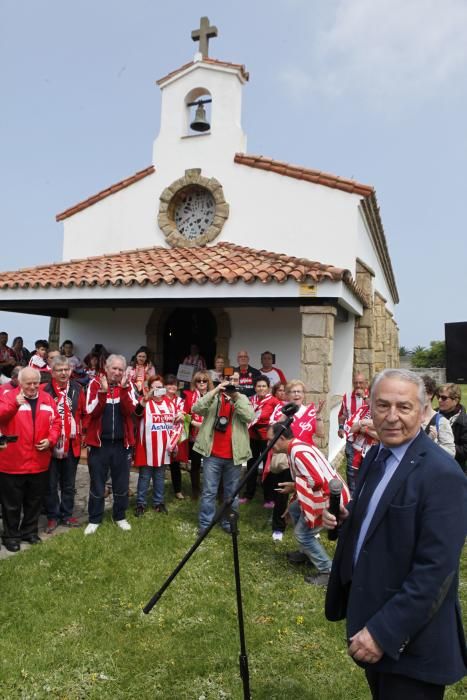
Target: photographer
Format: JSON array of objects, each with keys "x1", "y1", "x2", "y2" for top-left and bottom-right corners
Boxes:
[{"x1": 193, "y1": 372, "x2": 255, "y2": 534}]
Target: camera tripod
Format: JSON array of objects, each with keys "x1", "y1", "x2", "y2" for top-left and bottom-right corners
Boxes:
[{"x1": 143, "y1": 402, "x2": 298, "y2": 700}]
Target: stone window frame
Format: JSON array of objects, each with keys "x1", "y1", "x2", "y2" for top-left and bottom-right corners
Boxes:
[{"x1": 157, "y1": 168, "x2": 229, "y2": 248}]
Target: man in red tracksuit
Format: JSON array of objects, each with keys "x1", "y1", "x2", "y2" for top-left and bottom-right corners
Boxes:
[
  {"x1": 85, "y1": 354, "x2": 138, "y2": 535},
  {"x1": 0, "y1": 367, "x2": 61, "y2": 552}
]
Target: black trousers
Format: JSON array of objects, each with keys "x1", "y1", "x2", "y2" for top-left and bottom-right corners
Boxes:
[
  {"x1": 0, "y1": 470, "x2": 49, "y2": 542},
  {"x1": 243, "y1": 438, "x2": 268, "y2": 500},
  {"x1": 169, "y1": 461, "x2": 182, "y2": 493},
  {"x1": 269, "y1": 468, "x2": 292, "y2": 532},
  {"x1": 365, "y1": 668, "x2": 445, "y2": 700}
]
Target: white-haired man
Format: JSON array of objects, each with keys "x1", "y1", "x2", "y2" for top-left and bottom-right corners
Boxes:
[
  {"x1": 85, "y1": 354, "x2": 138, "y2": 534},
  {"x1": 0, "y1": 367, "x2": 61, "y2": 551},
  {"x1": 325, "y1": 369, "x2": 466, "y2": 698}
]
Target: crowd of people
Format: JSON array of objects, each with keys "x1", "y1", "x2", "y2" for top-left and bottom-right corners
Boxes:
[{"x1": 0, "y1": 330, "x2": 465, "y2": 696}]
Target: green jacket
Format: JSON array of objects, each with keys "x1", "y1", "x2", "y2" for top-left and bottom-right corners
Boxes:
[{"x1": 192, "y1": 389, "x2": 255, "y2": 465}]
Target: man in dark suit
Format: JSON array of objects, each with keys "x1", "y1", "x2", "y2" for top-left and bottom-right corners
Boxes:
[{"x1": 324, "y1": 369, "x2": 466, "y2": 699}]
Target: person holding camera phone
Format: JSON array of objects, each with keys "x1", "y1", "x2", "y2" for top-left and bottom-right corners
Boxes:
[
  {"x1": 193, "y1": 371, "x2": 255, "y2": 534},
  {"x1": 133, "y1": 375, "x2": 184, "y2": 516}
]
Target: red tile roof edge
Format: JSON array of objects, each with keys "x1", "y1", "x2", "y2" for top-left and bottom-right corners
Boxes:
[
  {"x1": 234, "y1": 153, "x2": 374, "y2": 197},
  {"x1": 156, "y1": 57, "x2": 249, "y2": 85},
  {"x1": 0, "y1": 241, "x2": 370, "y2": 307},
  {"x1": 56, "y1": 166, "x2": 155, "y2": 222}
]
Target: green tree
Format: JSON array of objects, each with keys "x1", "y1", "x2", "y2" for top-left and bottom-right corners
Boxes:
[{"x1": 411, "y1": 341, "x2": 445, "y2": 368}]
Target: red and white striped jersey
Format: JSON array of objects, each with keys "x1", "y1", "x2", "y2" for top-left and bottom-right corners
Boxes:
[
  {"x1": 172, "y1": 395, "x2": 185, "y2": 413},
  {"x1": 270, "y1": 402, "x2": 317, "y2": 444},
  {"x1": 287, "y1": 438, "x2": 350, "y2": 528},
  {"x1": 134, "y1": 397, "x2": 177, "y2": 467},
  {"x1": 338, "y1": 391, "x2": 367, "y2": 426},
  {"x1": 344, "y1": 403, "x2": 378, "y2": 466}
]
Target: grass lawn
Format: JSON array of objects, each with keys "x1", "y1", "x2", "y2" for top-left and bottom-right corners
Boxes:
[{"x1": 0, "y1": 488, "x2": 466, "y2": 699}]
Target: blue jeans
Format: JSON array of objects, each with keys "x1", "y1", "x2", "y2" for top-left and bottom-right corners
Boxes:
[
  {"x1": 47, "y1": 450, "x2": 79, "y2": 520},
  {"x1": 136, "y1": 466, "x2": 166, "y2": 507},
  {"x1": 199, "y1": 456, "x2": 241, "y2": 531},
  {"x1": 288, "y1": 499, "x2": 332, "y2": 573},
  {"x1": 345, "y1": 441, "x2": 357, "y2": 496},
  {"x1": 88, "y1": 441, "x2": 131, "y2": 523}
]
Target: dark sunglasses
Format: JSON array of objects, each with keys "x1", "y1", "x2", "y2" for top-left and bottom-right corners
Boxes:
[
  {"x1": 196, "y1": 379, "x2": 208, "y2": 383},
  {"x1": 437, "y1": 395, "x2": 451, "y2": 401}
]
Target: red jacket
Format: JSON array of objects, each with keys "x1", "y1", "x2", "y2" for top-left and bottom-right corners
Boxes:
[
  {"x1": 85, "y1": 377, "x2": 138, "y2": 448},
  {"x1": 249, "y1": 393, "x2": 281, "y2": 440},
  {"x1": 0, "y1": 388, "x2": 61, "y2": 474}
]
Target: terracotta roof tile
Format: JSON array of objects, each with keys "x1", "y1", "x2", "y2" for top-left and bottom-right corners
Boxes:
[
  {"x1": 157, "y1": 58, "x2": 249, "y2": 85},
  {"x1": 56, "y1": 166, "x2": 155, "y2": 222},
  {"x1": 0, "y1": 242, "x2": 369, "y2": 307},
  {"x1": 234, "y1": 153, "x2": 374, "y2": 198}
]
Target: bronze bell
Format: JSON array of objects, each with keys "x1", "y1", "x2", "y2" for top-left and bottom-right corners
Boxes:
[{"x1": 190, "y1": 102, "x2": 210, "y2": 132}]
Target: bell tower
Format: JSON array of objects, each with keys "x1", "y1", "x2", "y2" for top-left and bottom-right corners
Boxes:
[{"x1": 152, "y1": 17, "x2": 248, "y2": 175}]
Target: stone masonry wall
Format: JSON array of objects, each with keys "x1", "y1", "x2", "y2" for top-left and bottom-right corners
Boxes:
[
  {"x1": 300, "y1": 305, "x2": 336, "y2": 454},
  {"x1": 353, "y1": 260, "x2": 400, "y2": 382}
]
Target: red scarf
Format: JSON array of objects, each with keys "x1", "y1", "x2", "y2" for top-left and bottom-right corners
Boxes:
[{"x1": 52, "y1": 379, "x2": 76, "y2": 458}]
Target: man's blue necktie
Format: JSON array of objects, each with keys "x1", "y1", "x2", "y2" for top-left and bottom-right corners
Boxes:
[{"x1": 340, "y1": 447, "x2": 392, "y2": 584}]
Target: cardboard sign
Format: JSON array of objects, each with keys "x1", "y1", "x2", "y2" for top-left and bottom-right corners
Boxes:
[{"x1": 177, "y1": 363, "x2": 195, "y2": 382}]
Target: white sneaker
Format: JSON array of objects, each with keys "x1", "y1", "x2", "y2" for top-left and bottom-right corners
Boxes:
[
  {"x1": 116, "y1": 519, "x2": 131, "y2": 531},
  {"x1": 84, "y1": 523, "x2": 100, "y2": 536},
  {"x1": 272, "y1": 531, "x2": 283, "y2": 542}
]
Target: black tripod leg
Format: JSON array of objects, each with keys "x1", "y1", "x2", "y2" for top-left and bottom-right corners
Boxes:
[{"x1": 228, "y1": 509, "x2": 251, "y2": 700}]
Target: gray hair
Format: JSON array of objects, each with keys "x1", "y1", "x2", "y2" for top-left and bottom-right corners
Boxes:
[
  {"x1": 370, "y1": 368, "x2": 426, "y2": 408},
  {"x1": 51, "y1": 355, "x2": 70, "y2": 370},
  {"x1": 105, "y1": 353, "x2": 127, "y2": 370},
  {"x1": 18, "y1": 367, "x2": 41, "y2": 384}
]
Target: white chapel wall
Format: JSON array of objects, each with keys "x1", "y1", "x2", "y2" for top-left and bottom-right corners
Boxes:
[
  {"x1": 61, "y1": 159, "x2": 363, "y2": 275},
  {"x1": 355, "y1": 209, "x2": 396, "y2": 311},
  {"x1": 60, "y1": 308, "x2": 152, "y2": 361},
  {"x1": 62, "y1": 173, "x2": 158, "y2": 261},
  {"x1": 328, "y1": 316, "x2": 356, "y2": 461}
]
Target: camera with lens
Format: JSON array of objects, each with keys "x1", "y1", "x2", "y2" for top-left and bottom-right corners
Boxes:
[
  {"x1": 224, "y1": 383, "x2": 240, "y2": 395},
  {"x1": 214, "y1": 415, "x2": 229, "y2": 433}
]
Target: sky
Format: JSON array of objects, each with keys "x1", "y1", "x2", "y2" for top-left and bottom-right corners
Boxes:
[{"x1": 1, "y1": 0, "x2": 466, "y2": 350}]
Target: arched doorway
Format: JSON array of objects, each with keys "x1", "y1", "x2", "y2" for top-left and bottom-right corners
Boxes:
[{"x1": 162, "y1": 308, "x2": 217, "y2": 374}]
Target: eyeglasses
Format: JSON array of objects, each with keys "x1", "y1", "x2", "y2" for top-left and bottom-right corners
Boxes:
[
  {"x1": 438, "y1": 395, "x2": 451, "y2": 401},
  {"x1": 196, "y1": 379, "x2": 208, "y2": 383}
]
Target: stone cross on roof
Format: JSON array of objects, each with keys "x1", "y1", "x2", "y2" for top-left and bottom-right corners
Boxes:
[{"x1": 191, "y1": 16, "x2": 218, "y2": 58}]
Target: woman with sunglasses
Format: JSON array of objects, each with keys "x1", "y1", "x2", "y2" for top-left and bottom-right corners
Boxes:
[
  {"x1": 421, "y1": 377, "x2": 456, "y2": 457},
  {"x1": 184, "y1": 371, "x2": 214, "y2": 499}
]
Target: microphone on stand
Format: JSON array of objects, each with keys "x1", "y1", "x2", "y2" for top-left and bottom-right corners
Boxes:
[{"x1": 327, "y1": 478, "x2": 343, "y2": 541}]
